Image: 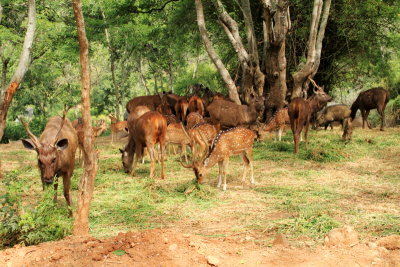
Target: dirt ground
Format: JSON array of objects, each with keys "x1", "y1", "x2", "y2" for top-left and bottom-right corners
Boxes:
[{"x1": 0, "y1": 229, "x2": 399, "y2": 267}]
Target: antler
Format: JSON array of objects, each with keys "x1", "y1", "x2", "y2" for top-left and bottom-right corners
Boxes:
[
  {"x1": 308, "y1": 76, "x2": 322, "y2": 93},
  {"x1": 19, "y1": 116, "x2": 41, "y2": 148},
  {"x1": 54, "y1": 104, "x2": 70, "y2": 143}
]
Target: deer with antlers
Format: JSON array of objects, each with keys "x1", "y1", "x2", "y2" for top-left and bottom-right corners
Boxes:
[
  {"x1": 288, "y1": 78, "x2": 332, "y2": 153},
  {"x1": 20, "y1": 109, "x2": 77, "y2": 216},
  {"x1": 181, "y1": 127, "x2": 256, "y2": 191}
]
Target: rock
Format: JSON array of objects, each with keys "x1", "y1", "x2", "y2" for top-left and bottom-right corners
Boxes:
[
  {"x1": 206, "y1": 255, "x2": 220, "y2": 266},
  {"x1": 183, "y1": 234, "x2": 190, "y2": 238},
  {"x1": 324, "y1": 226, "x2": 359, "y2": 247},
  {"x1": 163, "y1": 237, "x2": 169, "y2": 244},
  {"x1": 376, "y1": 235, "x2": 400, "y2": 250},
  {"x1": 169, "y1": 244, "x2": 177, "y2": 251},
  {"x1": 272, "y1": 234, "x2": 289, "y2": 247},
  {"x1": 367, "y1": 242, "x2": 378, "y2": 248}
]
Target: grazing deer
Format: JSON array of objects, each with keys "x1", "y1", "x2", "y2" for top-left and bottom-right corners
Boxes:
[
  {"x1": 20, "y1": 113, "x2": 78, "y2": 216},
  {"x1": 109, "y1": 115, "x2": 128, "y2": 144},
  {"x1": 186, "y1": 112, "x2": 205, "y2": 129},
  {"x1": 288, "y1": 78, "x2": 333, "y2": 153},
  {"x1": 165, "y1": 123, "x2": 191, "y2": 162},
  {"x1": 188, "y1": 95, "x2": 205, "y2": 116},
  {"x1": 188, "y1": 122, "x2": 220, "y2": 161},
  {"x1": 350, "y1": 87, "x2": 389, "y2": 131},
  {"x1": 207, "y1": 94, "x2": 264, "y2": 128},
  {"x1": 317, "y1": 104, "x2": 351, "y2": 130},
  {"x1": 181, "y1": 127, "x2": 256, "y2": 191},
  {"x1": 74, "y1": 119, "x2": 107, "y2": 163},
  {"x1": 120, "y1": 111, "x2": 167, "y2": 179},
  {"x1": 255, "y1": 108, "x2": 290, "y2": 141},
  {"x1": 175, "y1": 98, "x2": 189, "y2": 124}
]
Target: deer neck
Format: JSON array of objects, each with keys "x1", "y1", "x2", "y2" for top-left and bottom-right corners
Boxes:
[{"x1": 202, "y1": 150, "x2": 220, "y2": 169}]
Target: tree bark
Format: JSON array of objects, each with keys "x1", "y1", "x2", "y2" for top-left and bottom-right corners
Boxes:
[
  {"x1": 72, "y1": 0, "x2": 97, "y2": 236},
  {"x1": 261, "y1": 0, "x2": 289, "y2": 118},
  {"x1": 0, "y1": 0, "x2": 36, "y2": 141},
  {"x1": 291, "y1": 0, "x2": 331, "y2": 98},
  {"x1": 101, "y1": 9, "x2": 120, "y2": 121},
  {"x1": 195, "y1": 0, "x2": 241, "y2": 104}
]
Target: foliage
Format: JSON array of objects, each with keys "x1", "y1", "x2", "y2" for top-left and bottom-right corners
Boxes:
[
  {"x1": 1, "y1": 116, "x2": 46, "y2": 144},
  {"x1": 0, "y1": 171, "x2": 71, "y2": 248}
]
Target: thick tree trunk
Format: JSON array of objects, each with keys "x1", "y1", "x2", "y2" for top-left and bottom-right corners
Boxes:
[
  {"x1": 261, "y1": 0, "x2": 289, "y2": 119},
  {"x1": 101, "y1": 9, "x2": 120, "y2": 121},
  {"x1": 195, "y1": 0, "x2": 241, "y2": 104},
  {"x1": 0, "y1": 0, "x2": 36, "y2": 141},
  {"x1": 291, "y1": 0, "x2": 331, "y2": 98},
  {"x1": 72, "y1": 0, "x2": 97, "y2": 236}
]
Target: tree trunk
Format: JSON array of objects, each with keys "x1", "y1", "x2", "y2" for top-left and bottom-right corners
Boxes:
[
  {"x1": 101, "y1": 9, "x2": 120, "y2": 121},
  {"x1": 261, "y1": 0, "x2": 289, "y2": 119},
  {"x1": 0, "y1": 0, "x2": 36, "y2": 141},
  {"x1": 194, "y1": 0, "x2": 241, "y2": 104},
  {"x1": 139, "y1": 56, "x2": 150, "y2": 95},
  {"x1": 291, "y1": 0, "x2": 331, "y2": 98},
  {"x1": 72, "y1": 0, "x2": 97, "y2": 236}
]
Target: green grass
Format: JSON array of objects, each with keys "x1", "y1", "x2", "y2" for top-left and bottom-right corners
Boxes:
[{"x1": 1, "y1": 127, "x2": 399, "y2": 246}]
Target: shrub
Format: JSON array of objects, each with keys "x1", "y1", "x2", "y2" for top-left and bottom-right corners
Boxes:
[{"x1": 2, "y1": 116, "x2": 46, "y2": 144}]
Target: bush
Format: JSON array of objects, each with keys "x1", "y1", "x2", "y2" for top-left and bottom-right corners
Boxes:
[
  {"x1": 0, "y1": 177, "x2": 71, "y2": 248},
  {"x1": 2, "y1": 116, "x2": 46, "y2": 144}
]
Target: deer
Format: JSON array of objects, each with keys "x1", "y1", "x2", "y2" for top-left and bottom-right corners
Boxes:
[
  {"x1": 109, "y1": 115, "x2": 128, "y2": 144},
  {"x1": 125, "y1": 94, "x2": 164, "y2": 114},
  {"x1": 186, "y1": 111, "x2": 205, "y2": 129},
  {"x1": 316, "y1": 104, "x2": 351, "y2": 130},
  {"x1": 288, "y1": 78, "x2": 333, "y2": 154},
  {"x1": 175, "y1": 98, "x2": 189, "y2": 124},
  {"x1": 187, "y1": 122, "x2": 220, "y2": 161},
  {"x1": 163, "y1": 114, "x2": 179, "y2": 125},
  {"x1": 120, "y1": 111, "x2": 167, "y2": 179},
  {"x1": 165, "y1": 123, "x2": 191, "y2": 162},
  {"x1": 207, "y1": 94, "x2": 264, "y2": 128},
  {"x1": 20, "y1": 111, "x2": 77, "y2": 216},
  {"x1": 254, "y1": 108, "x2": 290, "y2": 141},
  {"x1": 74, "y1": 119, "x2": 107, "y2": 163},
  {"x1": 188, "y1": 95, "x2": 205, "y2": 116},
  {"x1": 181, "y1": 127, "x2": 256, "y2": 191},
  {"x1": 350, "y1": 87, "x2": 389, "y2": 131}
]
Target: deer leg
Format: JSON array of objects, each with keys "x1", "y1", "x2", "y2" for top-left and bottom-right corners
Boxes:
[
  {"x1": 62, "y1": 174, "x2": 73, "y2": 217},
  {"x1": 304, "y1": 121, "x2": 310, "y2": 148},
  {"x1": 182, "y1": 144, "x2": 188, "y2": 163},
  {"x1": 131, "y1": 146, "x2": 141, "y2": 176},
  {"x1": 247, "y1": 148, "x2": 254, "y2": 184},
  {"x1": 377, "y1": 106, "x2": 385, "y2": 131},
  {"x1": 278, "y1": 127, "x2": 283, "y2": 142},
  {"x1": 53, "y1": 178, "x2": 59, "y2": 202},
  {"x1": 240, "y1": 153, "x2": 249, "y2": 183},
  {"x1": 160, "y1": 142, "x2": 165, "y2": 179},
  {"x1": 217, "y1": 161, "x2": 223, "y2": 188},
  {"x1": 365, "y1": 110, "x2": 372, "y2": 129},
  {"x1": 148, "y1": 145, "x2": 156, "y2": 178},
  {"x1": 222, "y1": 158, "x2": 229, "y2": 191}
]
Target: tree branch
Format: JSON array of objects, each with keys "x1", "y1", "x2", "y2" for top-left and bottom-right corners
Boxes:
[{"x1": 129, "y1": 0, "x2": 180, "y2": 14}]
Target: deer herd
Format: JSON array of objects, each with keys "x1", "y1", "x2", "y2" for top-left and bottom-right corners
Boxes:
[{"x1": 19, "y1": 83, "x2": 390, "y2": 215}]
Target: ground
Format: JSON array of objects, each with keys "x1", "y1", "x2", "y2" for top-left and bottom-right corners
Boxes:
[{"x1": 0, "y1": 126, "x2": 399, "y2": 266}]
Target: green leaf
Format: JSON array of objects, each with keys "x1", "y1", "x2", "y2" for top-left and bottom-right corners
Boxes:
[{"x1": 113, "y1": 250, "x2": 126, "y2": 256}]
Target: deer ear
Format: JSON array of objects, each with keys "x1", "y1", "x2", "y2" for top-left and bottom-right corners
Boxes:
[
  {"x1": 119, "y1": 148, "x2": 124, "y2": 153},
  {"x1": 56, "y1": 138, "x2": 69, "y2": 151},
  {"x1": 124, "y1": 127, "x2": 129, "y2": 133},
  {"x1": 21, "y1": 139, "x2": 37, "y2": 150}
]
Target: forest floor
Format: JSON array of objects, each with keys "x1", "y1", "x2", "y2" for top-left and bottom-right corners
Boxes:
[{"x1": 0, "y1": 126, "x2": 399, "y2": 266}]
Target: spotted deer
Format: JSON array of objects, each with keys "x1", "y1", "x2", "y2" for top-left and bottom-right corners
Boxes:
[
  {"x1": 181, "y1": 127, "x2": 256, "y2": 191},
  {"x1": 165, "y1": 123, "x2": 191, "y2": 162},
  {"x1": 187, "y1": 122, "x2": 220, "y2": 161},
  {"x1": 256, "y1": 108, "x2": 289, "y2": 141},
  {"x1": 109, "y1": 115, "x2": 128, "y2": 144},
  {"x1": 186, "y1": 111, "x2": 204, "y2": 129},
  {"x1": 20, "y1": 112, "x2": 77, "y2": 216}
]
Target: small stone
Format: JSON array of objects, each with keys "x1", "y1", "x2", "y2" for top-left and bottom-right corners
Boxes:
[
  {"x1": 244, "y1": 236, "x2": 252, "y2": 241},
  {"x1": 169, "y1": 244, "x2": 177, "y2": 251},
  {"x1": 183, "y1": 234, "x2": 190, "y2": 238},
  {"x1": 163, "y1": 237, "x2": 169, "y2": 244},
  {"x1": 189, "y1": 241, "x2": 197, "y2": 248},
  {"x1": 206, "y1": 255, "x2": 220, "y2": 266},
  {"x1": 367, "y1": 242, "x2": 378, "y2": 248},
  {"x1": 272, "y1": 234, "x2": 289, "y2": 247}
]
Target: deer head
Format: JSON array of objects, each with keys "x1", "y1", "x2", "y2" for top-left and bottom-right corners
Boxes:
[
  {"x1": 20, "y1": 112, "x2": 68, "y2": 185},
  {"x1": 180, "y1": 159, "x2": 209, "y2": 184},
  {"x1": 120, "y1": 146, "x2": 133, "y2": 173}
]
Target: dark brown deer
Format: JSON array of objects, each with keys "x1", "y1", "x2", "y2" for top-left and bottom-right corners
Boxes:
[
  {"x1": 188, "y1": 122, "x2": 220, "y2": 161},
  {"x1": 288, "y1": 79, "x2": 333, "y2": 153},
  {"x1": 188, "y1": 95, "x2": 205, "y2": 116},
  {"x1": 186, "y1": 111, "x2": 205, "y2": 129},
  {"x1": 175, "y1": 98, "x2": 189, "y2": 124},
  {"x1": 21, "y1": 114, "x2": 78, "y2": 216},
  {"x1": 207, "y1": 94, "x2": 264, "y2": 128},
  {"x1": 350, "y1": 87, "x2": 389, "y2": 131},
  {"x1": 165, "y1": 123, "x2": 191, "y2": 162},
  {"x1": 125, "y1": 94, "x2": 163, "y2": 114},
  {"x1": 181, "y1": 127, "x2": 256, "y2": 191},
  {"x1": 109, "y1": 115, "x2": 128, "y2": 144},
  {"x1": 317, "y1": 104, "x2": 351, "y2": 130},
  {"x1": 120, "y1": 111, "x2": 167, "y2": 179},
  {"x1": 130, "y1": 105, "x2": 151, "y2": 121}
]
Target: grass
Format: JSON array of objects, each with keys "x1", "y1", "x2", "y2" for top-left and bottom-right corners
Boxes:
[{"x1": 1, "y1": 126, "x2": 400, "y2": 245}]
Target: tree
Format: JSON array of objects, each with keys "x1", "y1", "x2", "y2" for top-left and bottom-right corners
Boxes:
[
  {"x1": 72, "y1": 0, "x2": 97, "y2": 236},
  {"x1": 0, "y1": 0, "x2": 36, "y2": 141}
]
